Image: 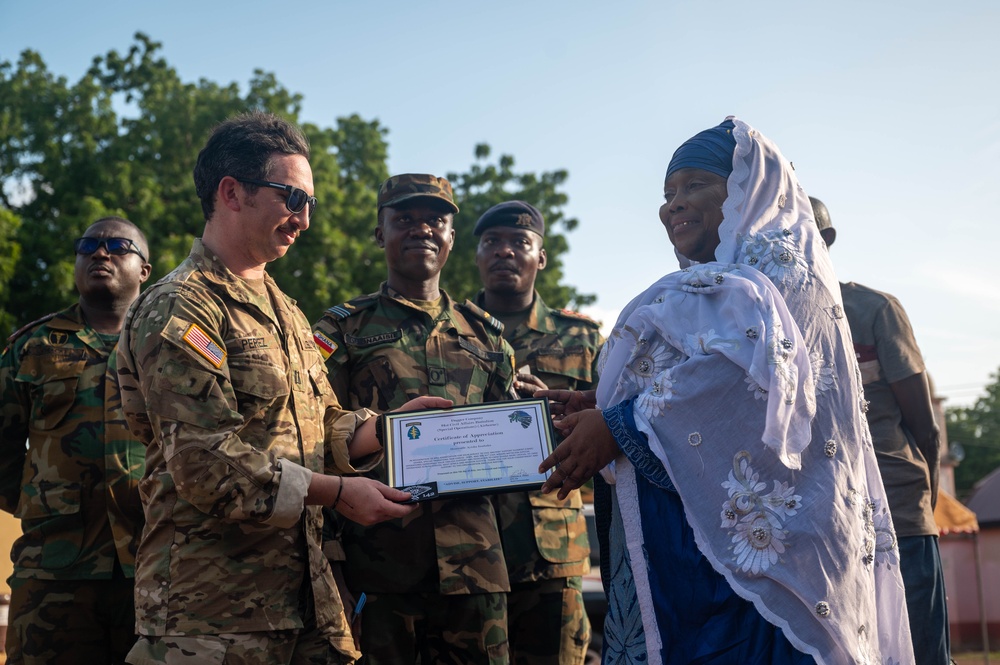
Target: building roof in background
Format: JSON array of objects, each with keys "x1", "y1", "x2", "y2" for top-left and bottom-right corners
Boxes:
[{"x1": 965, "y1": 465, "x2": 1000, "y2": 526}]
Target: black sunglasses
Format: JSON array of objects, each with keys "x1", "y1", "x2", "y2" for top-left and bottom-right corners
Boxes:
[
  {"x1": 74, "y1": 237, "x2": 147, "y2": 262},
  {"x1": 236, "y1": 177, "x2": 317, "y2": 218}
]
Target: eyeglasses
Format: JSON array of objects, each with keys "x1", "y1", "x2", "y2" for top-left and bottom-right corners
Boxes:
[
  {"x1": 74, "y1": 237, "x2": 147, "y2": 262},
  {"x1": 236, "y1": 177, "x2": 317, "y2": 218}
]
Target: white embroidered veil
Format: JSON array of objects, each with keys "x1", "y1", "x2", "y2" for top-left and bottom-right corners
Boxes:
[{"x1": 597, "y1": 117, "x2": 913, "y2": 664}]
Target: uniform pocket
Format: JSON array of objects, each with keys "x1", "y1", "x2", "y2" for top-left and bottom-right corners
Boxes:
[
  {"x1": 226, "y1": 356, "x2": 289, "y2": 401},
  {"x1": 560, "y1": 579, "x2": 591, "y2": 658},
  {"x1": 353, "y1": 356, "x2": 399, "y2": 411},
  {"x1": 529, "y1": 491, "x2": 589, "y2": 564},
  {"x1": 125, "y1": 635, "x2": 228, "y2": 665},
  {"x1": 12, "y1": 483, "x2": 84, "y2": 569},
  {"x1": 528, "y1": 490, "x2": 583, "y2": 510},
  {"x1": 151, "y1": 359, "x2": 226, "y2": 428},
  {"x1": 19, "y1": 357, "x2": 86, "y2": 431},
  {"x1": 535, "y1": 346, "x2": 594, "y2": 385},
  {"x1": 457, "y1": 336, "x2": 512, "y2": 398},
  {"x1": 308, "y1": 361, "x2": 333, "y2": 398}
]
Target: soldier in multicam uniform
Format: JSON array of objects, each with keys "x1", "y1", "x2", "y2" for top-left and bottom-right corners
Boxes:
[
  {"x1": 312, "y1": 173, "x2": 516, "y2": 665},
  {"x1": 116, "y1": 113, "x2": 445, "y2": 665},
  {"x1": 473, "y1": 201, "x2": 600, "y2": 665},
  {"x1": 0, "y1": 216, "x2": 152, "y2": 665}
]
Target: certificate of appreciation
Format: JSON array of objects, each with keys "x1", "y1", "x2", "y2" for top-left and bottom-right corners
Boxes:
[{"x1": 383, "y1": 398, "x2": 555, "y2": 502}]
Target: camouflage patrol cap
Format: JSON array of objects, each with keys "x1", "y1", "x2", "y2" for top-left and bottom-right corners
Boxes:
[
  {"x1": 473, "y1": 200, "x2": 545, "y2": 237},
  {"x1": 377, "y1": 173, "x2": 459, "y2": 214}
]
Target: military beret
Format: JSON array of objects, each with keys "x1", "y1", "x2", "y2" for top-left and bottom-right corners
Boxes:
[
  {"x1": 809, "y1": 196, "x2": 833, "y2": 232},
  {"x1": 473, "y1": 200, "x2": 545, "y2": 237},
  {"x1": 377, "y1": 173, "x2": 459, "y2": 214}
]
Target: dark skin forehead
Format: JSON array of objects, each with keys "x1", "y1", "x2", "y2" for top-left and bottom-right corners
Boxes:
[{"x1": 664, "y1": 167, "x2": 725, "y2": 189}]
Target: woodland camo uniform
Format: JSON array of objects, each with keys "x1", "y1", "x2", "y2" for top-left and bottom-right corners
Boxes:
[
  {"x1": 476, "y1": 290, "x2": 601, "y2": 665},
  {"x1": 313, "y1": 286, "x2": 516, "y2": 664}
]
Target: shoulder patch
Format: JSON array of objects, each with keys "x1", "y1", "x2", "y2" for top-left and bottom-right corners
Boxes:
[
  {"x1": 553, "y1": 308, "x2": 601, "y2": 328},
  {"x1": 6, "y1": 312, "x2": 60, "y2": 345},
  {"x1": 457, "y1": 300, "x2": 504, "y2": 335},
  {"x1": 182, "y1": 323, "x2": 226, "y2": 369},
  {"x1": 313, "y1": 331, "x2": 338, "y2": 360},
  {"x1": 325, "y1": 294, "x2": 379, "y2": 321}
]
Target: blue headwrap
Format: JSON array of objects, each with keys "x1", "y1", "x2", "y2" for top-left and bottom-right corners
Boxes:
[{"x1": 665, "y1": 119, "x2": 737, "y2": 180}]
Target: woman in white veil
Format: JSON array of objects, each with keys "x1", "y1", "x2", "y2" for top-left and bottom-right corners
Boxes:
[{"x1": 538, "y1": 117, "x2": 913, "y2": 664}]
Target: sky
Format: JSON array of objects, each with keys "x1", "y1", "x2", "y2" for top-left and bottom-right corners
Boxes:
[{"x1": 2, "y1": 0, "x2": 998, "y2": 407}]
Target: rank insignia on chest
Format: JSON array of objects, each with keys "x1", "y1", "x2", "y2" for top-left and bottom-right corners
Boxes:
[
  {"x1": 183, "y1": 323, "x2": 226, "y2": 369},
  {"x1": 313, "y1": 331, "x2": 338, "y2": 360},
  {"x1": 48, "y1": 331, "x2": 69, "y2": 346}
]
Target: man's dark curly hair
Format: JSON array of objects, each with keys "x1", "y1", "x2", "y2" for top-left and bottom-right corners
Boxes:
[{"x1": 193, "y1": 111, "x2": 310, "y2": 221}]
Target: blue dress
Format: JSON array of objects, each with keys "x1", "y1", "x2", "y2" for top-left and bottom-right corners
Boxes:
[{"x1": 601, "y1": 399, "x2": 816, "y2": 665}]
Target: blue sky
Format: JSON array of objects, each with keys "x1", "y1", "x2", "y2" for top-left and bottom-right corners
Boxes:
[{"x1": 2, "y1": 0, "x2": 998, "y2": 406}]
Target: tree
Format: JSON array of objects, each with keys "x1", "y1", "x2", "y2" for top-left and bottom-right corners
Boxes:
[
  {"x1": 444, "y1": 145, "x2": 595, "y2": 310},
  {"x1": 0, "y1": 208, "x2": 21, "y2": 334},
  {"x1": 281, "y1": 114, "x2": 390, "y2": 315},
  {"x1": 0, "y1": 34, "x2": 394, "y2": 325},
  {"x1": 0, "y1": 34, "x2": 586, "y2": 329},
  {"x1": 946, "y1": 368, "x2": 1000, "y2": 495}
]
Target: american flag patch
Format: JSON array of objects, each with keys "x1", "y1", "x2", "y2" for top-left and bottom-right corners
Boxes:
[
  {"x1": 183, "y1": 323, "x2": 226, "y2": 368},
  {"x1": 313, "y1": 331, "x2": 338, "y2": 360}
]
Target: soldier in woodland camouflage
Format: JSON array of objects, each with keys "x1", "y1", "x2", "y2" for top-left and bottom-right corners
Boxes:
[
  {"x1": 312, "y1": 173, "x2": 516, "y2": 664},
  {"x1": 0, "y1": 216, "x2": 152, "y2": 664},
  {"x1": 116, "y1": 113, "x2": 445, "y2": 665},
  {"x1": 474, "y1": 201, "x2": 600, "y2": 665}
]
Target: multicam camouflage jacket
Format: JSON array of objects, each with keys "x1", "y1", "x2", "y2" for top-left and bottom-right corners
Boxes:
[
  {"x1": 475, "y1": 291, "x2": 602, "y2": 582},
  {"x1": 0, "y1": 303, "x2": 144, "y2": 580},
  {"x1": 312, "y1": 283, "x2": 515, "y2": 596},
  {"x1": 117, "y1": 239, "x2": 367, "y2": 659}
]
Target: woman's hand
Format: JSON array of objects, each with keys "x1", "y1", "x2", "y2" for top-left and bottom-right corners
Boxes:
[
  {"x1": 536, "y1": 389, "x2": 598, "y2": 436},
  {"x1": 538, "y1": 408, "x2": 620, "y2": 500}
]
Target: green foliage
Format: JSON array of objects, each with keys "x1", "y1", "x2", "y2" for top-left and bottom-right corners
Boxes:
[
  {"x1": 0, "y1": 34, "x2": 585, "y2": 330},
  {"x1": 444, "y1": 144, "x2": 594, "y2": 310},
  {"x1": 0, "y1": 208, "x2": 21, "y2": 334},
  {"x1": 278, "y1": 115, "x2": 390, "y2": 319},
  {"x1": 946, "y1": 369, "x2": 1000, "y2": 495}
]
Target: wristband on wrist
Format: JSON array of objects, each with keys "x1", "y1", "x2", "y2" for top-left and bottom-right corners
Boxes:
[{"x1": 332, "y1": 476, "x2": 345, "y2": 510}]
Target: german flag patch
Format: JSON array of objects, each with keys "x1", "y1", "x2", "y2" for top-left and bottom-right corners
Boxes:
[{"x1": 183, "y1": 323, "x2": 226, "y2": 369}]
